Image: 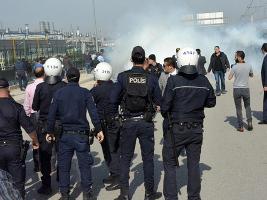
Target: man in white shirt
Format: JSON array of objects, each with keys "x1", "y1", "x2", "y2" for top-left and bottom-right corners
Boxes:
[{"x1": 24, "y1": 67, "x2": 45, "y2": 172}]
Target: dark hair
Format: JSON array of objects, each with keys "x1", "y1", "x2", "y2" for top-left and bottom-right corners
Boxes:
[
  {"x1": 34, "y1": 67, "x2": 45, "y2": 78},
  {"x1": 196, "y1": 49, "x2": 201, "y2": 55},
  {"x1": 236, "y1": 51, "x2": 245, "y2": 60},
  {"x1": 262, "y1": 43, "x2": 267, "y2": 52},
  {"x1": 215, "y1": 46, "x2": 220, "y2": 49},
  {"x1": 132, "y1": 52, "x2": 145, "y2": 64},
  {"x1": 164, "y1": 57, "x2": 176, "y2": 67},
  {"x1": 67, "y1": 74, "x2": 79, "y2": 82}
]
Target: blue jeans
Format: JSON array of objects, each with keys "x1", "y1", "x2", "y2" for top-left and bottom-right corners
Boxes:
[
  {"x1": 85, "y1": 62, "x2": 92, "y2": 74},
  {"x1": 17, "y1": 74, "x2": 27, "y2": 90},
  {"x1": 214, "y1": 71, "x2": 225, "y2": 93}
]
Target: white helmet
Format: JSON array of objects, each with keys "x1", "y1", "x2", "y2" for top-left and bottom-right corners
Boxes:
[
  {"x1": 95, "y1": 62, "x2": 112, "y2": 81},
  {"x1": 43, "y1": 58, "x2": 62, "y2": 76},
  {"x1": 177, "y1": 47, "x2": 198, "y2": 74}
]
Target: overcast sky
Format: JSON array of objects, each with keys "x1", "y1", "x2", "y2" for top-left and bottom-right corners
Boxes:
[{"x1": 0, "y1": 0, "x2": 265, "y2": 36}]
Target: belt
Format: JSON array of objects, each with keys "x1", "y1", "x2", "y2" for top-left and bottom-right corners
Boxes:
[
  {"x1": 0, "y1": 140, "x2": 22, "y2": 146},
  {"x1": 123, "y1": 115, "x2": 145, "y2": 122},
  {"x1": 175, "y1": 122, "x2": 203, "y2": 130},
  {"x1": 63, "y1": 131, "x2": 89, "y2": 135}
]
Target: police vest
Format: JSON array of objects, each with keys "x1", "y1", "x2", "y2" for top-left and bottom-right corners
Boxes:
[{"x1": 122, "y1": 70, "x2": 151, "y2": 112}]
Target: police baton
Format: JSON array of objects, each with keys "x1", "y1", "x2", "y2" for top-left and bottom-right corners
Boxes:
[
  {"x1": 103, "y1": 110, "x2": 111, "y2": 165},
  {"x1": 167, "y1": 113, "x2": 179, "y2": 168}
]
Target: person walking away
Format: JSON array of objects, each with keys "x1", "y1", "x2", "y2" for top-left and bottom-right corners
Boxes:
[
  {"x1": 228, "y1": 51, "x2": 253, "y2": 132},
  {"x1": 90, "y1": 62, "x2": 121, "y2": 191},
  {"x1": 207, "y1": 46, "x2": 230, "y2": 96},
  {"x1": 161, "y1": 47, "x2": 216, "y2": 200},
  {"x1": 15, "y1": 58, "x2": 27, "y2": 91},
  {"x1": 111, "y1": 46, "x2": 162, "y2": 200},
  {"x1": 46, "y1": 67, "x2": 104, "y2": 200},
  {"x1": 24, "y1": 67, "x2": 45, "y2": 172},
  {"x1": 0, "y1": 78, "x2": 39, "y2": 199}
]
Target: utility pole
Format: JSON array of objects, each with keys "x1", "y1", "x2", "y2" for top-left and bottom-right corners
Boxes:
[{"x1": 92, "y1": 0, "x2": 98, "y2": 52}]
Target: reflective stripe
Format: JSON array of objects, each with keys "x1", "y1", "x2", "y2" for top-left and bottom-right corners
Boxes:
[{"x1": 173, "y1": 86, "x2": 209, "y2": 91}]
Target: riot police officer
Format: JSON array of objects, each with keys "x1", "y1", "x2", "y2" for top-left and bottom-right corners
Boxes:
[
  {"x1": 32, "y1": 58, "x2": 67, "y2": 195},
  {"x1": 161, "y1": 47, "x2": 216, "y2": 200},
  {"x1": 46, "y1": 67, "x2": 104, "y2": 200},
  {"x1": 110, "y1": 46, "x2": 162, "y2": 200},
  {"x1": 90, "y1": 62, "x2": 121, "y2": 191},
  {"x1": 0, "y1": 78, "x2": 39, "y2": 199}
]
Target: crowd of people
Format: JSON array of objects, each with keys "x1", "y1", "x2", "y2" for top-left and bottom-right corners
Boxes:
[{"x1": 0, "y1": 43, "x2": 267, "y2": 200}]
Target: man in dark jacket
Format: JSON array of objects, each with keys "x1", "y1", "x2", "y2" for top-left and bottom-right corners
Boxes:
[
  {"x1": 207, "y1": 46, "x2": 230, "y2": 96},
  {"x1": 161, "y1": 47, "x2": 216, "y2": 200},
  {"x1": 63, "y1": 56, "x2": 74, "y2": 74},
  {"x1": 111, "y1": 46, "x2": 162, "y2": 200},
  {"x1": 147, "y1": 54, "x2": 164, "y2": 79},
  {"x1": 259, "y1": 43, "x2": 267, "y2": 124},
  {"x1": 32, "y1": 58, "x2": 67, "y2": 195},
  {"x1": 15, "y1": 58, "x2": 27, "y2": 91},
  {"x1": 196, "y1": 49, "x2": 207, "y2": 76}
]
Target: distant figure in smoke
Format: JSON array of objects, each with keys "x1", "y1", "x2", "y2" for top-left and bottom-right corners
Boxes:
[
  {"x1": 196, "y1": 49, "x2": 206, "y2": 76},
  {"x1": 259, "y1": 43, "x2": 267, "y2": 124},
  {"x1": 97, "y1": 52, "x2": 105, "y2": 63},
  {"x1": 207, "y1": 46, "x2": 230, "y2": 96},
  {"x1": 84, "y1": 52, "x2": 92, "y2": 74},
  {"x1": 147, "y1": 54, "x2": 163, "y2": 79},
  {"x1": 172, "y1": 48, "x2": 180, "y2": 69},
  {"x1": 228, "y1": 51, "x2": 253, "y2": 132}
]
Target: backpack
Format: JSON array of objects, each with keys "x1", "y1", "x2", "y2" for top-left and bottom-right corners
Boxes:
[{"x1": 122, "y1": 70, "x2": 152, "y2": 112}]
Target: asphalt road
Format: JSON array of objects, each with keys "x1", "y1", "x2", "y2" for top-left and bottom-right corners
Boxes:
[{"x1": 11, "y1": 72, "x2": 267, "y2": 200}]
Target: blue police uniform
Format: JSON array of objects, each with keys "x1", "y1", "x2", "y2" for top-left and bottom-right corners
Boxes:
[
  {"x1": 47, "y1": 82, "x2": 102, "y2": 194},
  {"x1": 161, "y1": 73, "x2": 216, "y2": 200},
  {"x1": 90, "y1": 80, "x2": 120, "y2": 180},
  {"x1": 0, "y1": 96, "x2": 35, "y2": 198},
  {"x1": 32, "y1": 80, "x2": 66, "y2": 193},
  {"x1": 110, "y1": 66, "x2": 162, "y2": 191}
]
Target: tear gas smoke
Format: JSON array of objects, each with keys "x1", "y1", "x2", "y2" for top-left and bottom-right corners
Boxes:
[{"x1": 106, "y1": 3, "x2": 266, "y2": 77}]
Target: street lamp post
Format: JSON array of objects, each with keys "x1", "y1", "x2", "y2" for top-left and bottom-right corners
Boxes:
[{"x1": 92, "y1": 0, "x2": 98, "y2": 52}]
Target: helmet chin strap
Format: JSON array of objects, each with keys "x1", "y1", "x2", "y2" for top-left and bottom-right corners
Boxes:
[{"x1": 44, "y1": 76, "x2": 62, "y2": 85}]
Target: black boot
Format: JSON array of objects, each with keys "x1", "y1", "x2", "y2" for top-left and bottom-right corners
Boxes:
[
  {"x1": 103, "y1": 174, "x2": 115, "y2": 184},
  {"x1": 59, "y1": 192, "x2": 69, "y2": 200},
  {"x1": 114, "y1": 186, "x2": 130, "y2": 200},
  {"x1": 106, "y1": 176, "x2": 120, "y2": 191},
  {"x1": 83, "y1": 188, "x2": 97, "y2": 200},
  {"x1": 144, "y1": 186, "x2": 162, "y2": 200}
]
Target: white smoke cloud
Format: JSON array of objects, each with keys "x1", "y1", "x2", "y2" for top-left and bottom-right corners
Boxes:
[{"x1": 106, "y1": 3, "x2": 266, "y2": 77}]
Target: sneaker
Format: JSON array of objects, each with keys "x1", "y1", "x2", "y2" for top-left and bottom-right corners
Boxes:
[
  {"x1": 248, "y1": 123, "x2": 253, "y2": 131},
  {"x1": 221, "y1": 90, "x2": 227, "y2": 94},
  {"x1": 216, "y1": 92, "x2": 221, "y2": 96},
  {"x1": 37, "y1": 186, "x2": 52, "y2": 195},
  {"x1": 237, "y1": 127, "x2": 244, "y2": 132}
]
